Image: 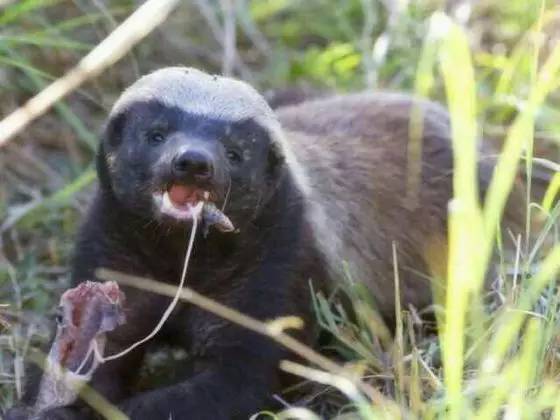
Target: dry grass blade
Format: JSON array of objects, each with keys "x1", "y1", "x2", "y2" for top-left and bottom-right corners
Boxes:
[
  {"x1": 0, "y1": 0, "x2": 180, "y2": 147},
  {"x1": 279, "y1": 361, "x2": 380, "y2": 419}
]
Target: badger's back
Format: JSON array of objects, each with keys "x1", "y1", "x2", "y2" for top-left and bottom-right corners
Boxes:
[{"x1": 276, "y1": 93, "x2": 466, "y2": 317}]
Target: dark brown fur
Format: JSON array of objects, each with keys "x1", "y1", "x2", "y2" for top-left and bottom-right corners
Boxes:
[
  {"x1": 6, "y1": 69, "x2": 523, "y2": 420},
  {"x1": 278, "y1": 93, "x2": 523, "y2": 316}
]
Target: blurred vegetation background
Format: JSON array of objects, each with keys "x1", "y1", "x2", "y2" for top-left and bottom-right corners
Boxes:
[{"x1": 0, "y1": 0, "x2": 559, "y2": 418}]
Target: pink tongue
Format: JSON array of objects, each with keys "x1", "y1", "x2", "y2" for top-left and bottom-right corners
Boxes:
[{"x1": 168, "y1": 185, "x2": 194, "y2": 206}]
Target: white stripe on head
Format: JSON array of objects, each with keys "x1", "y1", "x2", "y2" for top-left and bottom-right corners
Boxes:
[{"x1": 112, "y1": 67, "x2": 275, "y2": 123}]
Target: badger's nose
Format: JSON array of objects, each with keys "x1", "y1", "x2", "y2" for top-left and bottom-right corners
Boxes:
[{"x1": 172, "y1": 150, "x2": 213, "y2": 181}]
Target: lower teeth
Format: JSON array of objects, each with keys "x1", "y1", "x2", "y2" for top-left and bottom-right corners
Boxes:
[{"x1": 157, "y1": 190, "x2": 235, "y2": 233}]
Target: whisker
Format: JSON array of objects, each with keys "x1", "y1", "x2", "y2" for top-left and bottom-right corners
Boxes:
[
  {"x1": 221, "y1": 176, "x2": 232, "y2": 213},
  {"x1": 251, "y1": 191, "x2": 264, "y2": 220}
]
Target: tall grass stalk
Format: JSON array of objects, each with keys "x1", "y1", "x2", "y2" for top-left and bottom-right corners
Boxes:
[{"x1": 436, "y1": 13, "x2": 483, "y2": 419}]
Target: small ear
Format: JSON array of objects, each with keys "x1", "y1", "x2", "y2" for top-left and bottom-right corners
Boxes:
[
  {"x1": 267, "y1": 141, "x2": 285, "y2": 178},
  {"x1": 103, "y1": 111, "x2": 126, "y2": 148},
  {"x1": 96, "y1": 142, "x2": 113, "y2": 191},
  {"x1": 96, "y1": 111, "x2": 126, "y2": 191}
]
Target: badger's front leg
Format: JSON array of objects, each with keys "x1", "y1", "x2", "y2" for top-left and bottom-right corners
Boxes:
[
  {"x1": 120, "y1": 339, "x2": 283, "y2": 419},
  {"x1": 118, "y1": 305, "x2": 299, "y2": 420},
  {"x1": 119, "y1": 253, "x2": 311, "y2": 420}
]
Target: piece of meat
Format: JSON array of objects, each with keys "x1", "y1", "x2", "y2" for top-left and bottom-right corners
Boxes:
[{"x1": 34, "y1": 281, "x2": 126, "y2": 414}]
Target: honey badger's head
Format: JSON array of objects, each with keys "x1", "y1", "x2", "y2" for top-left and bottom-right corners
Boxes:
[{"x1": 97, "y1": 67, "x2": 289, "y2": 231}]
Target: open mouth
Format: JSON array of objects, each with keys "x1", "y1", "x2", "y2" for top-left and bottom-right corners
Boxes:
[
  {"x1": 153, "y1": 184, "x2": 235, "y2": 234},
  {"x1": 153, "y1": 184, "x2": 209, "y2": 221}
]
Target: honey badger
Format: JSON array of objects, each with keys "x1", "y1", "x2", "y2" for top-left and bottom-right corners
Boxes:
[{"x1": 8, "y1": 67, "x2": 520, "y2": 420}]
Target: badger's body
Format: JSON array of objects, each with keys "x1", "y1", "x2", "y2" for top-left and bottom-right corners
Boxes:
[{"x1": 7, "y1": 68, "x2": 520, "y2": 420}]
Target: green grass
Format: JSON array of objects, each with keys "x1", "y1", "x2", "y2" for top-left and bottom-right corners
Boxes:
[{"x1": 1, "y1": 0, "x2": 559, "y2": 418}]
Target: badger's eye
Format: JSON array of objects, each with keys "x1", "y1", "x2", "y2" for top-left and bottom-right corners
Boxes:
[
  {"x1": 226, "y1": 149, "x2": 242, "y2": 164},
  {"x1": 147, "y1": 130, "x2": 165, "y2": 144}
]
